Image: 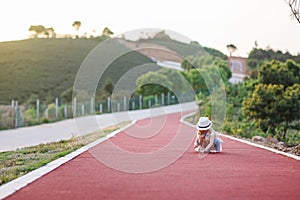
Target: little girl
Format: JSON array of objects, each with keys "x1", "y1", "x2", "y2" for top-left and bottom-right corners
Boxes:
[{"x1": 193, "y1": 117, "x2": 223, "y2": 153}]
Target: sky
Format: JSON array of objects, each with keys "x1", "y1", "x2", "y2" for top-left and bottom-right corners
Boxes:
[{"x1": 1, "y1": 0, "x2": 299, "y2": 57}]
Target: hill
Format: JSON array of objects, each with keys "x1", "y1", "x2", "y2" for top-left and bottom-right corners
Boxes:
[
  {"x1": 0, "y1": 38, "x2": 155, "y2": 104},
  {"x1": 134, "y1": 37, "x2": 227, "y2": 59},
  {"x1": 118, "y1": 39, "x2": 183, "y2": 63},
  {"x1": 0, "y1": 36, "x2": 227, "y2": 105}
]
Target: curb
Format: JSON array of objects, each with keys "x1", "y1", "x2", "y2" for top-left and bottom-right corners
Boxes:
[{"x1": 219, "y1": 133, "x2": 300, "y2": 161}]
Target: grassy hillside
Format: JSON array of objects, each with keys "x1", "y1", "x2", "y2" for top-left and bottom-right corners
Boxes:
[
  {"x1": 139, "y1": 37, "x2": 227, "y2": 59},
  {"x1": 0, "y1": 38, "x2": 155, "y2": 104}
]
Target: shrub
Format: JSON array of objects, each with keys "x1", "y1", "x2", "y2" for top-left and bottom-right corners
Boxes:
[{"x1": 24, "y1": 108, "x2": 37, "y2": 124}]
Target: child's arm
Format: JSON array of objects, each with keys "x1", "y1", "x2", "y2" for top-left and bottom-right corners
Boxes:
[
  {"x1": 203, "y1": 131, "x2": 216, "y2": 152},
  {"x1": 193, "y1": 132, "x2": 200, "y2": 148}
]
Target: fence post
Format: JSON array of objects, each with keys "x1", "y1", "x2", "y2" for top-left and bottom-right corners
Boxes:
[
  {"x1": 55, "y1": 97, "x2": 59, "y2": 119},
  {"x1": 167, "y1": 92, "x2": 171, "y2": 105},
  {"x1": 64, "y1": 105, "x2": 67, "y2": 118},
  {"x1": 81, "y1": 104, "x2": 85, "y2": 116},
  {"x1": 139, "y1": 95, "x2": 142, "y2": 109},
  {"x1": 117, "y1": 102, "x2": 120, "y2": 112},
  {"x1": 15, "y1": 101, "x2": 18, "y2": 128},
  {"x1": 73, "y1": 97, "x2": 77, "y2": 117},
  {"x1": 45, "y1": 108, "x2": 49, "y2": 119},
  {"x1": 36, "y1": 99, "x2": 40, "y2": 122},
  {"x1": 107, "y1": 96, "x2": 111, "y2": 112},
  {"x1": 155, "y1": 95, "x2": 158, "y2": 105},
  {"x1": 90, "y1": 96, "x2": 94, "y2": 114},
  {"x1": 123, "y1": 96, "x2": 127, "y2": 111},
  {"x1": 100, "y1": 103, "x2": 103, "y2": 113},
  {"x1": 161, "y1": 93, "x2": 165, "y2": 106},
  {"x1": 132, "y1": 101, "x2": 135, "y2": 110}
]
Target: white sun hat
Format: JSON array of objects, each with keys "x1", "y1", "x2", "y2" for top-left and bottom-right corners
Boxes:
[{"x1": 197, "y1": 117, "x2": 212, "y2": 131}]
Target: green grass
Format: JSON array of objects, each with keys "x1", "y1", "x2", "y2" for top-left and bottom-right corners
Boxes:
[
  {"x1": 0, "y1": 38, "x2": 156, "y2": 105},
  {"x1": 0, "y1": 38, "x2": 97, "y2": 104},
  {"x1": 0, "y1": 121, "x2": 130, "y2": 186},
  {"x1": 143, "y1": 38, "x2": 205, "y2": 57}
]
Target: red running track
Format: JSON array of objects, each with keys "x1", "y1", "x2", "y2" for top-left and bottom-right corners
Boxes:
[{"x1": 5, "y1": 112, "x2": 300, "y2": 200}]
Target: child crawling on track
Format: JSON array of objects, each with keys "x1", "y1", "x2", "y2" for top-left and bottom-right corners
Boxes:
[{"x1": 193, "y1": 117, "x2": 223, "y2": 153}]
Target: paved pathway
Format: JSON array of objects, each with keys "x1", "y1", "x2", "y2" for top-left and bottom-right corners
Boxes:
[
  {"x1": 2, "y1": 111, "x2": 300, "y2": 200},
  {"x1": 0, "y1": 102, "x2": 197, "y2": 152}
]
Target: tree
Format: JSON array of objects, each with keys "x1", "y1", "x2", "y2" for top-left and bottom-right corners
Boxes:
[
  {"x1": 242, "y1": 60, "x2": 300, "y2": 140},
  {"x1": 186, "y1": 68, "x2": 208, "y2": 95},
  {"x1": 243, "y1": 83, "x2": 300, "y2": 140},
  {"x1": 28, "y1": 25, "x2": 55, "y2": 38},
  {"x1": 45, "y1": 27, "x2": 56, "y2": 38},
  {"x1": 254, "y1": 40, "x2": 258, "y2": 49},
  {"x1": 29, "y1": 25, "x2": 46, "y2": 33},
  {"x1": 247, "y1": 47, "x2": 297, "y2": 78},
  {"x1": 94, "y1": 78, "x2": 115, "y2": 100},
  {"x1": 181, "y1": 59, "x2": 194, "y2": 72},
  {"x1": 72, "y1": 21, "x2": 81, "y2": 37},
  {"x1": 28, "y1": 25, "x2": 46, "y2": 37},
  {"x1": 136, "y1": 72, "x2": 172, "y2": 96},
  {"x1": 285, "y1": 0, "x2": 300, "y2": 24},
  {"x1": 226, "y1": 44, "x2": 237, "y2": 57},
  {"x1": 102, "y1": 27, "x2": 114, "y2": 37},
  {"x1": 158, "y1": 68, "x2": 194, "y2": 98},
  {"x1": 258, "y1": 60, "x2": 300, "y2": 86},
  {"x1": 152, "y1": 30, "x2": 172, "y2": 40},
  {"x1": 215, "y1": 60, "x2": 232, "y2": 81},
  {"x1": 102, "y1": 78, "x2": 115, "y2": 95},
  {"x1": 281, "y1": 84, "x2": 300, "y2": 136},
  {"x1": 60, "y1": 87, "x2": 73, "y2": 103}
]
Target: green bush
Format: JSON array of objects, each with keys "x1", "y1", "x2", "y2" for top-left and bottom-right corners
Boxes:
[
  {"x1": 24, "y1": 108, "x2": 37, "y2": 123},
  {"x1": 46, "y1": 103, "x2": 56, "y2": 120}
]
